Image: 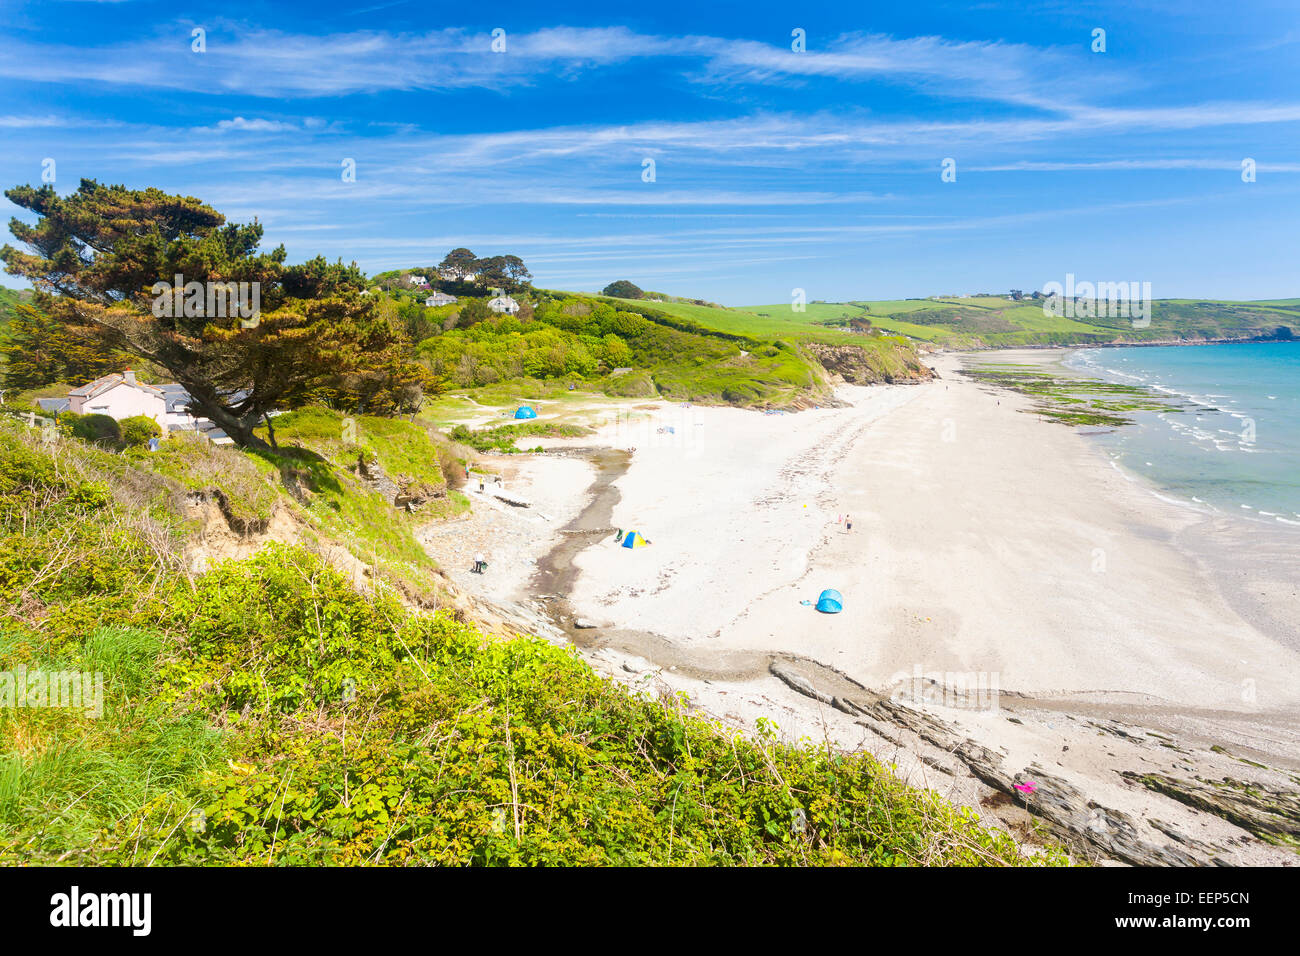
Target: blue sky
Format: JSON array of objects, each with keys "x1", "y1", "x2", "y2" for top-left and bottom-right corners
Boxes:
[{"x1": 1, "y1": 0, "x2": 1298, "y2": 304}]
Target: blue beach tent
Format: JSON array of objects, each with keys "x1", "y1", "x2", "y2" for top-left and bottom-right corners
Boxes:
[
  {"x1": 815, "y1": 589, "x2": 843, "y2": 614},
  {"x1": 622, "y1": 530, "x2": 650, "y2": 549},
  {"x1": 514, "y1": 405, "x2": 538, "y2": 420}
]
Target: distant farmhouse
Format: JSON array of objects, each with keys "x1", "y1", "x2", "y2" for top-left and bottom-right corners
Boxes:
[
  {"x1": 408, "y1": 275, "x2": 430, "y2": 289},
  {"x1": 39, "y1": 370, "x2": 237, "y2": 445},
  {"x1": 425, "y1": 291, "x2": 458, "y2": 307},
  {"x1": 488, "y1": 293, "x2": 520, "y2": 315}
]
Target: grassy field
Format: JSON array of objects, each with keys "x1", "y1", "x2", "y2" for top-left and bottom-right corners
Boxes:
[
  {"x1": 602, "y1": 295, "x2": 869, "y2": 343},
  {"x1": 413, "y1": 290, "x2": 913, "y2": 414},
  {"x1": 427, "y1": 282, "x2": 1300, "y2": 415},
  {"x1": 598, "y1": 292, "x2": 1300, "y2": 350}
]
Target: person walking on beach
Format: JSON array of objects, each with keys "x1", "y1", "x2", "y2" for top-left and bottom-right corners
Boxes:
[
  {"x1": 473, "y1": 552, "x2": 486, "y2": 573},
  {"x1": 845, "y1": 516, "x2": 853, "y2": 531}
]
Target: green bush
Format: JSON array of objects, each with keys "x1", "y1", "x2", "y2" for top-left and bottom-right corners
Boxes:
[
  {"x1": 448, "y1": 421, "x2": 590, "y2": 454},
  {"x1": 70, "y1": 413, "x2": 121, "y2": 447},
  {"x1": 120, "y1": 414, "x2": 162, "y2": 447}
]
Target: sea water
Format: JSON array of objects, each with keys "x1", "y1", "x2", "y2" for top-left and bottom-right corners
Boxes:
[{"x1": 1066, "y1": 342, "x2": 1300, "y2": 526}]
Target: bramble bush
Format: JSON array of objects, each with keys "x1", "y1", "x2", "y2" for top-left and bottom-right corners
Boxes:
[
  {"x1": 70, "y1": 413, "x2": 121, "y2": 447},
  {"x1": 119, "y1": 415, "x2": 162, "y2": 448}
]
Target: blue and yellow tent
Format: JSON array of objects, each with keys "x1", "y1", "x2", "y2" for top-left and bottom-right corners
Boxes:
[
  {"x1": 815, "y1": 589, "x2": 843, "y2": 613},
  {"x1": 622, "y1": 530, "x2": 650, "y2": 549},
  {"x1": 514, "y1": 405, "x2": 538, "y2": 420}
]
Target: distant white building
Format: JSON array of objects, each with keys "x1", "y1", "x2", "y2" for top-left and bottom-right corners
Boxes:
[
  {"x1": 488, "y1": 294, "x2": 520, "y2": 315},
  {"x1": 408, "y1": 275, "x2": 428, "y2": 287},
  {"x1": 425, "y1": 291, "x2": 458, "y2": 307}
]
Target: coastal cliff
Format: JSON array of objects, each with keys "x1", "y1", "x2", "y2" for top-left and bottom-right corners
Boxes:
[{"x1": 803, "y1": 341, "x2": 936, "y2": 385}]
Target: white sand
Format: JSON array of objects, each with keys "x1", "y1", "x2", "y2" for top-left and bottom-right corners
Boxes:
[
  {"x1": 571, "y1": 354, "x2": 1300, "y2": 720},
  {"x1": 570, "y1": 389, "x2": 919, "y2": 636}
]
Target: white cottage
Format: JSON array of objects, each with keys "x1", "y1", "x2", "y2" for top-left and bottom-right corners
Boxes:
[
  {"x1": 63, "y1": 372, "x2": 236, "y2": 445},
  {"x1": 425, "y1": 291, "x2": 458, "y2": 307},
  {"x1": 68, "y1": 371, "x2": 167, "y2": 427},
  {"x1": 488, "y1": 294, "x2": 520, "y2": 315}
]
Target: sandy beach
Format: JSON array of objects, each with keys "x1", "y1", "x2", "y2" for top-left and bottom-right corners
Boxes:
[
  {"x1": 565, "y1": 353, "x2": 1300, "y2": 709},
  {"x1": 424, "y1": 351, "x2": 1300, "y2": 864}
]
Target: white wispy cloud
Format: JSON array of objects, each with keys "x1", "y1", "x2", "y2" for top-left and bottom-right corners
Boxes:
[
  {"x1": 0, "y1": 114, "x2": 68, "y2": 128},
  {"x1": 210, "y1": 117, "x2": 302, "y2": 133},
  {"x1": 16, "y1": 101, "x2": 1300, "y2": 219},
  {"x1": 0, "y1": 113, "x2": 123, "y2": 128},
  {"x1": 0, "y1": 23, "x2": 1115, "y2": 108},
  {"x1": 974, "y1": 158, "x2": 1300, "y2": 173}
]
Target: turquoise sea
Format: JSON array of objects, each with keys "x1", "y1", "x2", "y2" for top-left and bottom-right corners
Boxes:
[{"x1": 1065, "y1": 342, "x2": 1300, "y2": 526}]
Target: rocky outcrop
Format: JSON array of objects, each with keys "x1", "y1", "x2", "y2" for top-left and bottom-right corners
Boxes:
[
  {"x1": 1122, "y1": 772, "x2": 1300, "y2": 847},
  {"x1": 849, "y1": 698, "x2": 1229, "y2": 866},
  {"x1": 742, "y1": 679, "x2": 1238, "y2": 866},
  {"x1": 769, "y1": 660, "x2": 832, "y2": 704},
  {"x1": 394, "y1": 480, "x2": 444, "y2": 512},
  {"x1": 353, "y1": 452, "x2": 446, "y2": 512},
  {"x1": 803, "y1": 342, "x2": 935, "y2": 385},
  {"x1": 184, "y1": 487, "x2": 273, "y2": 536}
]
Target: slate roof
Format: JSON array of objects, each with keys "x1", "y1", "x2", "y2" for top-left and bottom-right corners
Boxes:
[{"x1": 69, "y1": 373, "x2": 164, "y2": 400}]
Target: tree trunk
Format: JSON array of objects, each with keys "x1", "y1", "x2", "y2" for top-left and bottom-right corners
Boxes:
[{"x1": 183, "y1": 388, "x2": 270, "y2": 451}]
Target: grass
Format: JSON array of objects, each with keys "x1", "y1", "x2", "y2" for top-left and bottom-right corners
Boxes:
[
  {"x1": 646, "y1": 339, "x2": 830, "y2": 406},
  {"x1": 682, "y1": 295, "x2": 1300, "y2": 350},
  {"x1": 604, "y1": 295, "x2": 882, "y2": 345},
  {"x1": 600, "y1": 292, "x2": 1153, "y2": 350},
  {"x1": 0, "y1": 625, "x2": 227, "y2": 857},
  {"x1": 2, "y1": 403, "x2": 474, "y2": 605},
  {"x1": 140, "y1": 432, "x2": 280, "y2": 532},
  {"x1": 448, "y1": 421, "x2": 592, "y2": 454},
  {"x1": 418, "y1": 379, "x2": 623, "y2": 427},
  {"x1": 250, "y1": 406, "x2": 470, "y2": 596}
]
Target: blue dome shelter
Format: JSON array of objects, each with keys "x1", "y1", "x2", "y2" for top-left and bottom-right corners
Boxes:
[{"x1": 815, "y1": 589, "x2": 843, "y2": 614}]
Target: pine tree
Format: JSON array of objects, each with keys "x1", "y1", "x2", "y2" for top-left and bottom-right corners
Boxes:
[
  {"x1": 0, "y1": 303, "x2": 123, "y2": 390},
  {"x1": 1, "y1": 179, "x2": 430, "y2": 447}
]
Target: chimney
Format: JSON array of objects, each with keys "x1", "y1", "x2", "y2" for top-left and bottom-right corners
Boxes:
[{"x1": 124, "y1": 369, "x2": 136, "y2": 385}]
